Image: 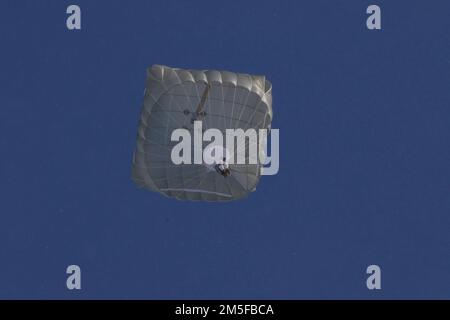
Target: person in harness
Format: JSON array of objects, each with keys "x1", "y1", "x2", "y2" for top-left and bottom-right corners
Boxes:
[{"x1": 215, "y1": 157, "x2": 231, "y2": 177}]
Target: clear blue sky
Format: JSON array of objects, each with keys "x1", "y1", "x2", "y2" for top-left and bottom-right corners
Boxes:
[{"x1": 0, "y1": 0, "x2": 449, "y2": 299}]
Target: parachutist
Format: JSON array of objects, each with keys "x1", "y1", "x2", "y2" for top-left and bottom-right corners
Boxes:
[
  {"x1": 215, "y1": 158, "x2": 231, "y2": 177},
  {"x1": 215, "y1": 165, "x2": 231, "y2": 177}
]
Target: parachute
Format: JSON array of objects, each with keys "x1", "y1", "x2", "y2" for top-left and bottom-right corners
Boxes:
[{"x1": 131, "y1": 65, "x2": 273, "y2": 201}]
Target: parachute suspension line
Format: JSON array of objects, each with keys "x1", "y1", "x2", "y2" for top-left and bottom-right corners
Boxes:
[{"x1": 190, "y1": 83, "x2": 210, "y2": 124}]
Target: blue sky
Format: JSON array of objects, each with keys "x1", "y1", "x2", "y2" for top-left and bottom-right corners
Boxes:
[{"x1": 0, "y1": 0, "x2": 449, "y2": 299}]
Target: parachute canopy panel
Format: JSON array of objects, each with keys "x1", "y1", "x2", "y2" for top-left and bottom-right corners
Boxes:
[{"x1": 131, "y1": 65, "x2": 273, "y2": 201}]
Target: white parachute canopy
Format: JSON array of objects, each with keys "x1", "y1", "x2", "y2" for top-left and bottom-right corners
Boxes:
[{"x1": 131, "y1": 65, "x2": 273, "y2": 201}]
